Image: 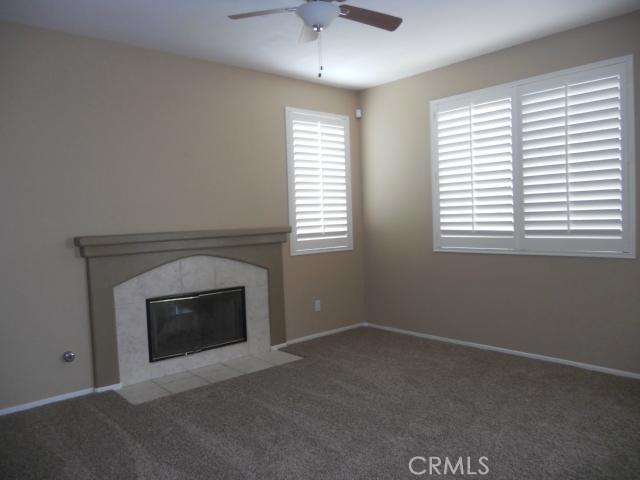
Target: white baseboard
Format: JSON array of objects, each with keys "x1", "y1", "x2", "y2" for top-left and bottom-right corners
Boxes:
[
  {"x1": 273, "y1": 322, "x2": 367, "y2": 349},
  {"x1": 0, "y1": 383, "x2": 124, "y2": 417},
  {"x1": 368, "y1": 323, "x2": 640, "y2": 380},
  {"x1": 0, "y1": 387, "x2": 94, "y2": 416},
  {"x1": 94, "y1": 383, "x2": 122, "y2": 393}
]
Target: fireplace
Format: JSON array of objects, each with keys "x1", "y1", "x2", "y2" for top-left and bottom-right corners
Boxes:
[
  {"x1": 74, "y1": 227, "x2": 289, "y2": 387},
  {"x1": 147, "y1": 287, "x2": 247, "y2": 362}
]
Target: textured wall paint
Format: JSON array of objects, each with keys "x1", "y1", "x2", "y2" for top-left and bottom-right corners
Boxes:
[
  {"x1": 0, "y1": 22, "x2": 365, "y2": 409},
  {"x1": 360, "y1": 11, "x2": 640, "y2": 374}
]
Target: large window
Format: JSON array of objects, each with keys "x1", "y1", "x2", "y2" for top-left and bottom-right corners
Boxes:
[
  {"x1": 430, "y1": 56, "x2": 635, "y2": 258},
  {"x1": 285, "y1": 107, "x2": 353, "y2": 255}
]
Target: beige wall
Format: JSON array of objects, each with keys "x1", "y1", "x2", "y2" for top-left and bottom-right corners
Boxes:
[
  {"x1": 0, "y1": 22, "x2": 365, "y2": 409},
  {"x1": 361, "y1": 11, "x2": 640, "y2": 374}
]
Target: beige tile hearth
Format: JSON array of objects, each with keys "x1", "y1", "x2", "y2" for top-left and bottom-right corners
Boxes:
[
  {"x1": 192, "y1": 364, "x2": 243, "y2": 383},
  {"x1": 161, "y1": 373, "x2": 209, "y2": 394},
  {"x1": 118, "y1": 381, "x2": 171, "y2": 405},
  {"x1": 223, "y1": 355, "x2": 272, "y2": 374},
  {"x1": 253, "y1": 350, "x2": 301, "y2": 366},
  {"x1": 117, "y1": 351, "x2": 302, "y2": 405}
]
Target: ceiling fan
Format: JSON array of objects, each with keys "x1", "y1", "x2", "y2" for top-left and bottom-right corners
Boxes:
[{"x1": 228, "y1": 0, "x2": 403, "y2": 44}]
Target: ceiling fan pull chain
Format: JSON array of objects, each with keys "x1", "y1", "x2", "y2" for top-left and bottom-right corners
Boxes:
[{"x1": 318, "y1": 31, "x2": 323, "y2": 78}]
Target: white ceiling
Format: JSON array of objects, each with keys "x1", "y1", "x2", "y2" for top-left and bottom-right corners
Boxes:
[{"x1": 1, "y1": 0, "x2": 639, "y2": 90}]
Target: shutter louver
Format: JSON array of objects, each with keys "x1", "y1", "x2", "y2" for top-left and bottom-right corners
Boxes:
[
  {"x1": 436, "y1": 98, "x2": 514, "y2": 238},
  {"x1": 286, "y1": 109, "x2": 352, "y2": 254},
  {"x1": 522, "y1": 75, "x2": 623, "y2": 239}
]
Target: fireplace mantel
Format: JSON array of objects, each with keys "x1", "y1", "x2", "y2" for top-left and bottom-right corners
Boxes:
[
  {"x1": 74, "y1": 226, "x2": 290, "y2": 389},
  {"x1": 75, "y1": 226, "x2": 291, "y2": 258}
]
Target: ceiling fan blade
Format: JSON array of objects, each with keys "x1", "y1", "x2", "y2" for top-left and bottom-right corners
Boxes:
[
  {"x1": 228, "y1": 8, "x2": 295, "y2": 20},
  {"x1": 338, "y1": 5, "x2": 403, "y2": 31},
  {"x1": 298, "y1": 25, "x2": 319, "y2": 43}
]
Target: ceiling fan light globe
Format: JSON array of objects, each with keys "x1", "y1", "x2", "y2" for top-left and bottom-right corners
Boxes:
[{"x1": 296, "y1": 2, "x2": 339, "y2": 30}]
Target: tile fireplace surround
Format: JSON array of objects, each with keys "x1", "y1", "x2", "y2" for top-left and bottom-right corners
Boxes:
[{"x1": 74, "y1": 227, "x2": 290, "y2": 389}]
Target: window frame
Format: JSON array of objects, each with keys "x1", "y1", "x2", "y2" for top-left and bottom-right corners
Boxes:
[
  {"x1": 430, "y1": 55, "x2": 636, "y2": 259},
  {"x1": 285, "y1": 107, "x2": 354, "y2": 256}
]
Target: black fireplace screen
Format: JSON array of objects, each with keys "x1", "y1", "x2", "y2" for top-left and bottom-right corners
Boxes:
[{"x1": 146, "y1": 287, "x2": 247, "y2": 362}]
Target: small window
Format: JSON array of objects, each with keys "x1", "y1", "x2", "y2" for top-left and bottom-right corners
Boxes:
[
  {"x1": 285, "y1": 107, "x2": 353, "y2": 255},
  {"x1": 430, "y1": 56, "x2": 635, "y2": 258}
]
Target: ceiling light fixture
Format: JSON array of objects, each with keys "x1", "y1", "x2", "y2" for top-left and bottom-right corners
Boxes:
[{"x1": 295, "y1": 1, "x2": 340, "y2": 32}]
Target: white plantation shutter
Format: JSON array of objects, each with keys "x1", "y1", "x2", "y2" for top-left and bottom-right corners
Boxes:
[
  {"x1": 431, "y1": 57, "x2": 634, "y2": 257},
  {"x1": 434, "y1": 92, "x2": 515, "y2": 250},
  {"x1": 286, "y1": 108, "x2": 353, "y2": 255},
  {"x1": 519, "y1": 63, "x2": 632, "y2": 255}
]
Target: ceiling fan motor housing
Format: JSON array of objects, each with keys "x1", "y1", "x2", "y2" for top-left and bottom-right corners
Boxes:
[{"x1": 296, "y1": 1, "x2": 340, "y2": 31}]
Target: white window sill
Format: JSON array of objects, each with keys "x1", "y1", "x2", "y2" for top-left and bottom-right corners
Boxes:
[
  {"x1": 433, "y1": 246, "x2": 636, "y2": 259},
  {"x1": 290, "y1": 245, "x2": 354, "y2": 256}
]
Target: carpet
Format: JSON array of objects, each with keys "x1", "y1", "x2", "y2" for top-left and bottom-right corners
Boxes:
[{"x1": 1, "y1": 327, "x2": 639, "y2": 479}]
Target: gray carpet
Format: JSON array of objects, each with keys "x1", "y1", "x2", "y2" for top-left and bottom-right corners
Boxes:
[{"x1": 1, "y1": 327, "x2": 639, "y2": 479}]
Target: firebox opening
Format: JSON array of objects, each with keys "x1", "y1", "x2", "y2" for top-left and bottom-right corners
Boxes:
[{"x1": 146, "y1": 286, "x2": 247, "y2": 362}]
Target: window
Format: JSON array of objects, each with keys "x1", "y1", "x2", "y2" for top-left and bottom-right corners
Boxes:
[
  {"x1": 430, "y1": 56, "x2": 635, "y2": 258},
  {"x1": 285, "y1": 107, "x2": 353, "y2": 255}
]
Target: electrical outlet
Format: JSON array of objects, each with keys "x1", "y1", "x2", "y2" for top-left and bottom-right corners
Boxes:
[{"x1": 314, "y1": 299, "x2": 321, "y2": 312}]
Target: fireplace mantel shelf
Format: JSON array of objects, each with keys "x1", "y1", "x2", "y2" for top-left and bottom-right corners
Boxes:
[{"x1": 74, "y1": 226, "x2": 291, "y2": 258}]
